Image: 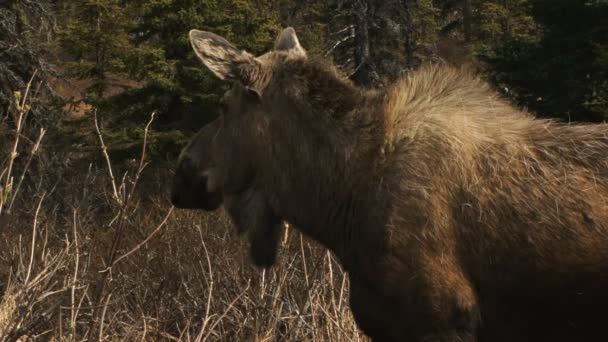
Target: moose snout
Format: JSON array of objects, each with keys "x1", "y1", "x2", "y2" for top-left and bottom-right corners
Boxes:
[
  {"x1": 171, "y1": 157, "x2": 200, "y2": 205},
  {"x1": 179, "y1": 157, "x2": 197, "y2": 177},
  {"x1": 171, "y1": 157, "x2": 223, "y2": 210}
]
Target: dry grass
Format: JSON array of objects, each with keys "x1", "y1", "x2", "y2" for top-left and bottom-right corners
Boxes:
[{"x1": 0, "y1": 77, "x2": 366, "y2": 341}]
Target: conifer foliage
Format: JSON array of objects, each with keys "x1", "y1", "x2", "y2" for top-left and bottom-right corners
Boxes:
[{"x1": 1, "y1": 0, "x2": 606, "y2": 161}]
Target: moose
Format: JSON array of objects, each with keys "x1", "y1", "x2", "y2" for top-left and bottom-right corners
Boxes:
[{"x1": 171, "y1": 27, "x2": 608, "y2": 341}]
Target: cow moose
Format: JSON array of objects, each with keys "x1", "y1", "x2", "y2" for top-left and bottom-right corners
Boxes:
[{"x1": 171, "y1": 27, "x2": 608, "y2": 341}]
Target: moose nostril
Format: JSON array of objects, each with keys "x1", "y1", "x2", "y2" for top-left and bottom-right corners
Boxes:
[{"x1": 180, "y1": 157, "x2": 196, "y2": 175}]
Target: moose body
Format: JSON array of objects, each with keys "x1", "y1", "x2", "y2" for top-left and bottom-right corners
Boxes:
[{"x1": 171, "y1": 27, "x2": 608, "y2": 341}]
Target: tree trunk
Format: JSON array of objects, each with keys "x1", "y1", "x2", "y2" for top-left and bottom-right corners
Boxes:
[
  {"x1": 353, "y1": 0, "x2": 371, "y2": 87},
  {"x1": 400, "y1": 0, "x2": 414, "y2": 69},
  {"x1": 462, "y1": 0, "x2": 473, "y2": 42}
]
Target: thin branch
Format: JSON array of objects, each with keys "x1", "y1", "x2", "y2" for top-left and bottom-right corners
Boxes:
[
  {"x1": 2, "y1": 70, "x2": 38, "y2": 215},
  {"x1": 7, "y1": 127, "x2": 46, "y2": 211},
  {"x1": 111, "y1": 206, "x2": 174, "y2": 267},
  {"x1": 329, "y1": 25, "x2": 355, "y2": 36},
  {"x1": 137, "y1": 111, "x2": 156, "y2": 174},
  {"x1": 348, "y1": 61, "x2": 365, "y2": 78},
  {"x1": 197, "y1": 223, "x2": 215, "y2": 341},
  {"x1": 25, "y1": 192, "x2": 46, "y2": 284},
  {"x1": 71, "y1": 209, "x2": 80, "y2": 337},
  {"x1": 98, "y1": 292, "x2": 112, "y2": 341},
  {"x1": 93, "y1": 109, "x2": 120, "y2": 204},
  {"x1": 325, "y1": 32, "x2": 355, "y2": 56},
  {"x1": 202, "y1": 280, "x2": 251, "y2": 342}
]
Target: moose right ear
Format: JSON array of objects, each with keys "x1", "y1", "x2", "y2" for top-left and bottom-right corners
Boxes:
[
  {"x1": 189, "y1": 29, "x2": 261, "y2": 84},
  {"x1": 274, "y1": 27, "x2": 307, "y2": 58}
]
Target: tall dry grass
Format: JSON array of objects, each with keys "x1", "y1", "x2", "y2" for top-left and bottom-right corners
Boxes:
[{"x1": 0, "y1": 74, "x2": 366, "y2": 341}]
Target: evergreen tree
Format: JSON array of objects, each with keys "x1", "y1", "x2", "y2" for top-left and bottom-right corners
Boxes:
[
  {"x1": 54, "y1": 1, "x2": 288, "y2": 162},
  {"x1": 324, "y1": 0, "x2": 441, "y2": 87},
  {"x1": 102, "y1": 0, "x2": 283, "y2": 130},
  {"x1": 58, "y1": 0, "x2": 136, "y2": 99},
  {"x1": 49, "y1": 0, "x2": 608, "y2": 165},
  {"x1": 277, "y1": 0, "x2": 330, "y2": 56},
  {"x1": 0, "y1": 0, "x2": 56, "y2": 124},
  {"x1": 484, "y1": 0, "x2": 608, "y2": 122},
  {"x1": 474, "y1": 0, "x2": 539, "y2": 54}
]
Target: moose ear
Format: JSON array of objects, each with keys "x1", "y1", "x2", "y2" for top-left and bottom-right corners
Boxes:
[
  {"x1": 273, "y1": 27, "x2": 307, "y2": 58},
  {"x1": 189, "y1": 29, "x2": 260, "y2": 83}
]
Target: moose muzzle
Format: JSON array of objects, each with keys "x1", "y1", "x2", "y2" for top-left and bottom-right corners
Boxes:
[{"x1": 171, "y1": 156, "x2": 223, "y2": 210}]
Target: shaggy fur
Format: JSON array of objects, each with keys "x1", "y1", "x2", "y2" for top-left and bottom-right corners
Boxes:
[{"x1": 173, "y1": 27, "x2": 608, "y2": 342}]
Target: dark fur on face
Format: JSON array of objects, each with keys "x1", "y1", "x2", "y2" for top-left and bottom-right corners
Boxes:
[
  {"x1": 179, "y1": 27, "x2": 608, "y2": 342},
  {"x1": 171, "y1": 119, "x2": 223, "y2": 210}
]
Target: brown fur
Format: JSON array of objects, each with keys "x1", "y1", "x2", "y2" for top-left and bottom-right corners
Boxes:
[{"x1": 173, "y1": 28, "x2": 608, "y2": 341}]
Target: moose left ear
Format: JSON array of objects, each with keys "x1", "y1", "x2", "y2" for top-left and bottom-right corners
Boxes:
[
  {"x1": 273, "y1": 27, "x2": 307, "y2": 58},
  {"x1": 189, "y1": 29, "x2": 261, "y2": 84}
]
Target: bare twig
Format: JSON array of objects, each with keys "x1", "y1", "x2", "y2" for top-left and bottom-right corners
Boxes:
[
  {"x1": 25, "y1": 192, "x2": 46, "y2": 284},
  {"x1": 325, "y1": 31, "x2": 355, "y2": 56},
  {"x1": 300, "y1": 235, "x2": 309, "y2": 288},
  {"x1": 7, "y1": 127, "x2": 46, "y2": 212},
  {"x1": 197, "y1": 224, "x2": 215, "y2": 340},
  {"x1": 282, "y1": 223, "x2": 290, "y2": 246},
  {"x1": 329, "y1": 25, "x2": 355, "y2": 36},
  {"x1": 1, "y1": 70, "x2": 38, "y2": 216},
  {"x1": 71, "y1": 209, "x2": 80, "y2": 337},
  {"x1": 111, "y1": 206, "x2": 174, "y2": 266},
  {"x1": 87, "y1": 111, "x2": 157, "y2": 340},
  {"x1": 201, "y1": 280, "x2": 252, "y2": 342},
  {"x1": 122, "y1": 112, "x2": 156, "y2": 208},
  {"x1": 98, "y1": 292, "x2": 112, "y2": 341},
  {"x1": 93, "y1": 110, "x2": 120, "y2": 204}
]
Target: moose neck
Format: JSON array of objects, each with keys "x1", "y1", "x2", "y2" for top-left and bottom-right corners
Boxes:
[{"x1": 257, "y1": 59, "x2": 388, "y2": 262}]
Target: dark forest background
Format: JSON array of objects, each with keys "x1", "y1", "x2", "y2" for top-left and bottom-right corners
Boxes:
[
  {"x1": 0, "y1": 1, "x2": 607, "y2": 340},
  {"x1": 2, "y1": 0, "x2": 607, "y2": 165}
]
